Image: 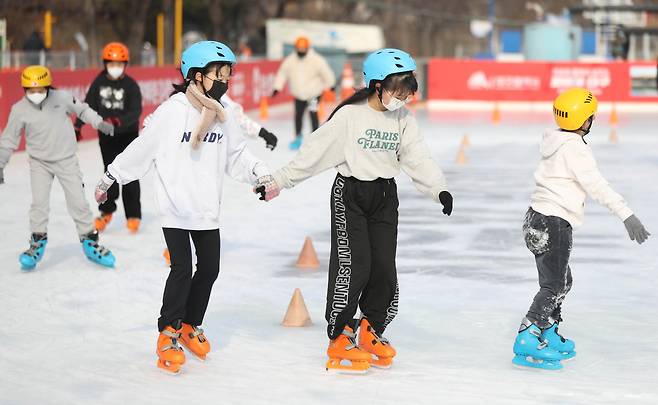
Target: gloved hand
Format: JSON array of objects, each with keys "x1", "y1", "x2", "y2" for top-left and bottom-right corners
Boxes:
[
  {"x1": 624, "y1": 215, "x2": 650, "y2": 244},
  {"x1": 253, "y1": 175, "x2": 280, "y2": 202},
  {"x1": 439, "y1": 191, "x2": 453, "y2": 216},
  {"x1": 271, "y1": 89, "x2": 279, "y2": 98},
  {"x1": 74, "y1": 125, "x2": 83, "y2": 141},
  {"x1": 97, "y1": 121, "x2": 115, "y2": 136},
  {"x1": 106, "y1": 117, "x2": 122, "y2": 127},
  {"x1": 0, "y1": 167, "x2": 4, "y2": 184},
  {"x1": 258, "y1": 128, "x2": 278, "y2": 150},
  {"x1": 95, "y1": 172, "x2": 116, "y2": 203}
]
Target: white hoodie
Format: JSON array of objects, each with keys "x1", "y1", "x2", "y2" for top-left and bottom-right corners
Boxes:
[
  {"x1": 530, "y1": 129, "x2": 633, "y2": 228},
  {"x1": 108, "y1": 92, "x2": 270, "y2": 230},
  {"x1": 273, "y1": 49, "x2": 336, "y2": 101}
]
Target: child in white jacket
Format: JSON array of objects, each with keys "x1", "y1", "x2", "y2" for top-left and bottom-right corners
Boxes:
[
  {"x1": 94, "y1": 41, "x2": 275, "y2": 374},
  {"x1": 512, "y1": 88, "x2": 650, "y2": 371}
]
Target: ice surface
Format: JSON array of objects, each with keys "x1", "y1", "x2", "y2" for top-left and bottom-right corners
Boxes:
[{"x1": 1, "y1": 105, "x2": 656, "y2": 404}]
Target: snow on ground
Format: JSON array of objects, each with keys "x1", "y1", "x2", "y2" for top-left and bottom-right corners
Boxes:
[{"x1": 1, "y1": 104, "x2": 657, "y2": 404}]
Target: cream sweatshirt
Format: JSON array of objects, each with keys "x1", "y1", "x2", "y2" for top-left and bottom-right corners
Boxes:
[{"x1": 273, "y1": 49, "x2": 336, "y2": 101}]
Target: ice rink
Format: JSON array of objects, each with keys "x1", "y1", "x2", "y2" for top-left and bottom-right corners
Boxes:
[{"x1": 1, "y1": 104, "x2": 657, "y2": 404}]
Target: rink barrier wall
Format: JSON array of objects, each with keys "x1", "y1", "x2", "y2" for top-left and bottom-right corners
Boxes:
[{"x1": 0, "y1": 60, "x2": 291, "y2": 151}]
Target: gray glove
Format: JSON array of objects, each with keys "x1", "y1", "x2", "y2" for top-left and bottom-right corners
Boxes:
[
  {"x1": 624, "y1": 215, "x2": 650, "y2": 244},
  {"x1": 97, "y1": 121, "x2": 115, "y2": 136},
  {"x1": 0, "y1": 167, "x2": 4, "y2": 184}
]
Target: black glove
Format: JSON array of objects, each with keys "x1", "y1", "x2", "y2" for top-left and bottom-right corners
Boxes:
[
  {"x1": 271, "y1": 89, "x2": 279, "y2": 98},
  {"x1": 439, "y1": 191, "x2": 453, "y2": 216},
  {"x1": 0, "y1": 167, "x2": 4, "y2": 184},
  {"x1": 624, "y1": 215, "x2": 650, "y2": 244},
  {"x1": 258, "y1": 128, "x2": 278, "y2": 150}
]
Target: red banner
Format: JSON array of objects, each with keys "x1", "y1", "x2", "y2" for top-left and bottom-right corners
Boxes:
[
  {"x1": 0, "y1": 60, "x2": 290, "y2": 148},
  {"x1": 428, "y1": 59, "x2": 658, "y2": 102}
]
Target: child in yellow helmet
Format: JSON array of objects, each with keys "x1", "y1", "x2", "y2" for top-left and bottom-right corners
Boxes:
[
  {"x1": 0, "y1": 65, "x2": 116, "y2": 270},
  {"x1": 512, "y1": 87, "x2": 651, "y2": 371}
]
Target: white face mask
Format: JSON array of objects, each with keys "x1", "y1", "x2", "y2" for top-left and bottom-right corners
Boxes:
[
  {"x1": 382, "y1": 89, "x2": 409, "y2": 111},
  {"x1": 26, "y1": 92, "x2": 47, "y2": 105},
  {"x1": 107, "y1": 66, "x2": 124, "y2": 80}
]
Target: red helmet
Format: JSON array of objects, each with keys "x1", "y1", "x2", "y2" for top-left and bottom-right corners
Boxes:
[{"x1": 102, "y1": 42, "x2": 129, "y2": 62}]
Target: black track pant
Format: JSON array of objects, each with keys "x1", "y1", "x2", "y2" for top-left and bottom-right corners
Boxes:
[
  {"x1": 159, "y1": 228, "x2": 221, "y2": 331},
  {"x1": 294, "y1": 97, "x2": 320, "y2": 137},
  {"x1": 325, "y1": 174, "x2": 399, "y2": 340},
  {"x1": 523, "y1": 208, "x2": 573, "y2": 328},
  {"x1": 98, "y1": 134, "x2": 141, "y2": 218}
]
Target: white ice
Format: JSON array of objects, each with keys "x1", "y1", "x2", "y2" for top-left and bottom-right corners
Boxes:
[{"x1": 1, "y1": 105, "x2": 657, "y2": 405}]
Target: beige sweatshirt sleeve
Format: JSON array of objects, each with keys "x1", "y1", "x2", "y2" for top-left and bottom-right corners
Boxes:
[
  {"x1": 398, "y1": 114, "x2": 448, "y2": 202},
  {"x1": 564, "y1": 141, "x2": 633, "y2": 221},
  {"x1": 272, "y1": 110, "x2": 348, "y2": 188}
]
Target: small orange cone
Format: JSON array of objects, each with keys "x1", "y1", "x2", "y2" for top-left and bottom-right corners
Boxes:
[
  {"x1": 282, "y1": 288, "x2": 313, "y2": 327},
  {"x1": 318, "y1": 97, "x2": 326, "y2": 121},
  {"x1": 461, "y1": 134, "x2": 471, "y2": 148},
  {"x1": 163, "y1": 248, "x2": 170, "y2": 266},
  {"x1": 296, "y1": 237, "x2": 320, "y2": 269},
  {"x1": 610, "y1": 103, "x2": 618, "y2": 125},
  {"x1": 259, "y1": 96, "x2": 269, "y2": 120},
  {"x1": 456, "y1": 146, "x2": 467, "y2": 165},
  {"x1": 609, "y1": 129, "x2": 618, "y2": 144},
  {"x1": 340, "y1": 62, "x2": 355, "y2": 100},
  {"x1": 492, "y1": 102, "x2": 501, "y2": 124}
]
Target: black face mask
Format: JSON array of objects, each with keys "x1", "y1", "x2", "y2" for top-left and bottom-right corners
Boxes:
[
  {"x1": 204, "y1": 76, "x2": 228, "y2": 101},
  {"x1": 296, "y1": 51, "x2": 307, "y2": 58}
]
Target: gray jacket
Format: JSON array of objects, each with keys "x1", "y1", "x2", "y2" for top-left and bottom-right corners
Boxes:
[{"x1": 0, "y1": 89, "x2": 104, "y2": 167}]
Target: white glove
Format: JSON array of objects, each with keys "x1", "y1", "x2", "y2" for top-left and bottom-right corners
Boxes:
[
  {"x1": 253, "y1": 175, "x2": 280, "y2": 202},
  {"x1": 97, "y1": 121, "x2": 115, "y2": 136},
  {"x1": 95, "y1": 172, "x2": 116, "y2": 203}
]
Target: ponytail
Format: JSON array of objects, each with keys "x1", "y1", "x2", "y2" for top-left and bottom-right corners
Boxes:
[{"x1": 327, "y1": 87, "x2": 375, "y2": 121}]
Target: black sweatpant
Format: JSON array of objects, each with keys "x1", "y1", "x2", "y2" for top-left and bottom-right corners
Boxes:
[
  {"x1": 294, "y1": 97, "x2": 320, "y2": 137},
  {"x1": 523, "y1": 208, "x2": 573, "y2": 328},
  {"x1": 325, "y1": 174, "x2": 399, "y2": 340},
  {"x1": 98, "y1": 133, "x2": 141, "y2": 219},
  {"x1": 159, "y1": 228, "x2": 221, "y2": 331}
]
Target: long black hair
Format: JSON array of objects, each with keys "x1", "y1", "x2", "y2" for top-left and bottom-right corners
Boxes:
[
  {"x1": 327, "y1": 71, "x2": 418, "y2": 121},
  {"x1": 171, "y1": 61, "x2": 232, "y2": 95}
]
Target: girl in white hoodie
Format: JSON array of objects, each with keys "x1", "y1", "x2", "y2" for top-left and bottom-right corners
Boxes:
[
  {"x1": 94, "y1": 41, "x2": 276, "y2": 374},
  {"x1": 512, "y1": 87, "x2": 651, "y2": 371}
]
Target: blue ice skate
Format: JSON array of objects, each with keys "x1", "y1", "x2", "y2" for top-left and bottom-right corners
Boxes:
[
  {"x1": 19, "y1": 233, "x2": 48, "y2": 271},
  {"x1": 80, "y1": 231, "x2": 115, "y2": 268},
  {"x1": 289, "y1": 135, "x2": 302, "y2": 151},
  {"x1": 542, "y1": 322, "x2": 576, "y2": 360},
  {"x1": 512, "y1": 319, "x2": 563, "y2": 370}
]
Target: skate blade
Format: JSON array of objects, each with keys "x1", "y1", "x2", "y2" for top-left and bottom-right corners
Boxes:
[
  {"x1": 325, "y1": 358, "x2": 370, "y2": 374},
  {"x1": 512, "y1": 355, "x2": 563, "y2": 371},
  {"x1": 157, "y1": 359, "x2": 182, "y2": 374},
  {"x1": 180, "y1": 344, "x2": 207, "y2": 362},
  {"x1": 369, "y1": 355, "x2": 393, "y2": 369},
  {"x1": 561, "y1": 351, "x2": 576, "y2": 361}
]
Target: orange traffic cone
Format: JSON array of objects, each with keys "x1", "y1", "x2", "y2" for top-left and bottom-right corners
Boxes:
[
  {"x1": 492, "y1": 102, "x2": 501, "y2": 124},
  {"x1": 259, "y1": 96, "x2": 269, "y2": 120},
  {"x1": 340, "y1": 62, "x2": 355, "y2": 100},
  {"x1": 163, "y1": 248, "x2": 170, "y2": 266},
  {"x1": 609, "y1": 129, "x2": 618, "y2": 144},
  {"x1": 296, "y1": 237, "x2": 320, "y2": 269},
  {"x1": 460, "y1": 134, "x2": 471, "y2": 148},
  {"x1": 318, "y1": 97, "x2": 326, "y2": 121},
  {"x1": 610, "y1": 103, "x2": 618, "y2": 126},
  {"x1": 456, "y1": 146, "x2": 467, "y2": 165},
  {"x1": 282, "y1": 288, "x2": 313, "y2": 327}
]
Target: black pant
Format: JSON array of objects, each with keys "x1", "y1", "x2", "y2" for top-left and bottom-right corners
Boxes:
[
  {"x1": 523, "y1": 208, "x2": 573, "y2": 328},
  {"x1": 325, "y1": 174, "x2": 399, "y2": 340},
  {"x1": 159, "y1": 228, "x2": 221, "y2": 331},
  {"x1": 98, "y1": 133, "x2": 141, "y2": 218},
  {"x1": 294, "y1": 97, "x2": 320, "y2": 136}
]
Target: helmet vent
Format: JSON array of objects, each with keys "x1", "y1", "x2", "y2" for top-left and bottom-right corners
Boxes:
[
  {"x1": 217, "y1": 52, "x2": 225, "y2": 57},
  {"x1": 584, "y1": 93, "x2": 593, "y2": 103},
  {"x1": 395, "y1": 63, "x2": 403, "y2": 68},
  {"x1": 553, "y1": 106, "x2": 568, "y2": 118}
]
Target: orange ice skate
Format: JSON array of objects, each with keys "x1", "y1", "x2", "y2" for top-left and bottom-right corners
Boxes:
[
  {"x1": 94, "y1": 213, "x2": 112, "y2": 232},
  {"x1": 358, "y1": 318, "x2": 396, "y2": 369},
  {"x1": 326, "y1": 326, "x2": 371, "y2": 374},
  {"x1": 180, "y1": 323, "x2": 211, "y2": 361},
  {"x1": 156, "y1": 326, "x2": 186, "y2": 374},
  {"x1": 126, "y1": 218, "x2": 141, "y2": 233}
]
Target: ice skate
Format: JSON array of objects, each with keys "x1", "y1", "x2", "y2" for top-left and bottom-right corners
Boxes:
[
  {"x1": 19, "y1": 233, "x2": 48, "y2": 271},
  {"x1": 157, "y1": 325, "x2": 186, "y2": 374},
  {"x1": 326, "y1": 326, "x2": 371, "y2": 374},
  {"x1": 80, "y1": 230, "x2": 116, "y2": 268},
  {"x1": 94, "y1": 213, "x2": 112, "y2": 232},
  {"x1": 542, "y1": 321, "x2": 576, "y2": 360},
  {"x1": 512, "y1": 318, "x2": 563, "y2": 370},
  {"x1": 180, "y1": 323, "x2": 211, "y2": 361},
  {"x1": 358, "y1": 318, "x2": 396, "y2": 369},
  {"x1": 126, "y1": 218, "x2": 140, "y2": 233}
]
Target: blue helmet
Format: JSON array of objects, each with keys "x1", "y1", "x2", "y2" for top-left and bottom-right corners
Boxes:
[
  {"x1": 181, "y1": 41, "x2": 237, "y2": 79},
  {"x1": 362, "y1": 48, "x2": 416, "y2": 88}
]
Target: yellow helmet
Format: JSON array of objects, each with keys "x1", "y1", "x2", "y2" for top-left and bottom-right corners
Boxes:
[
  {"x1": 553, "y1": 87, "x2": 598, "y2": 131},
  {"x1": 21, "y1": 65, "x2": 53, "y2": 88}
]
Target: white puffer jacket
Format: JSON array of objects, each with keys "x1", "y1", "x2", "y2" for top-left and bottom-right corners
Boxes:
[{"x1": 530, "y1": 129, "x2": 633, "y2": 228}]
